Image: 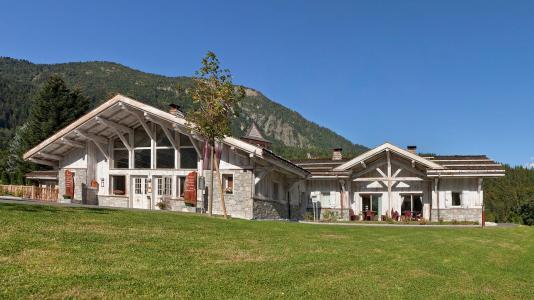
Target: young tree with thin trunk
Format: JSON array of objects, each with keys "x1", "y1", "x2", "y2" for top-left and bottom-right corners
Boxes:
[{"x1": 186, "y1": 52, "x2": 245, "y2": 218}]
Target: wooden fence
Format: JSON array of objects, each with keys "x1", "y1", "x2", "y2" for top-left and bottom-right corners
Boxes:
[{"x1": 0, "y1": 185, "x2": 59, "y2": 202}]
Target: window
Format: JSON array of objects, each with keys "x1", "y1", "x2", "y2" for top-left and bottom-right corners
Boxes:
[
  {"x1": 111, "y1": 175, "x2": 126, "y2": 195},
  {"x1": 134, "y1": 178, "x2": 142, "y2": 194},
  {"x1": 180, "y1": 148, "x2": 197, "y2": 169},
  {"x1": 361, "y1": 194, "x2": 381, "y2": 213},
  {"x1": 177, "y1": 176, "x2": 186, "y2": 198},
  {"x1": 134, "y1": 149, "x2": 151, "y2": 168},
  {"x1": 321, "y1": 191, "x2": 331, "y2": 207},
  {"x1": 156, "y1": 149, "x2": 175, "y2": 168},
  {"x1": 223, "y1": 174, "x2": 233, "y2": 194},
  {"x1": 452, "y1": 192, "x2": 462, "y2": 206},
  {"x1": 134, "y1": 126, "x2": 151, "y2": 147},
  {"x1": 157, "y1": 177, "x2": 171, "y2": 196},
  {"x1": 273, "y1": 182, "x2": 280, "y2": 200},
  {"x1": 155, "y1": 126, "x2": 175, "y2": 168},
  {"x1": 112, "y1": 136, "x2": 129, "y2": 168},
  {"x1": 134, "y1": 126, "x2": 152, "y2": 168},
  {"x1": 401, "y1": 194, "x2": 423, "y2": 213}
]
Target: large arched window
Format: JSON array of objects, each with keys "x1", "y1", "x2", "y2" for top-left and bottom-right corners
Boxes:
[
  {"x1": 112, "y1": 134, "x2": 129, "y2": 168},
  {"x1": 179, "y1": 134, "x2": 197, "y2": 169},
  {"x1": 155, "y1": 126, "x2": 175, "y2": 168},
  {"x1": 134, "y1": 126, "x2": 151, "y2": 168}
]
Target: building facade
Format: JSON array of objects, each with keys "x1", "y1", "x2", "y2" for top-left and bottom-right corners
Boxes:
[
  {"x1": 23, "y1": 95, "x2": 504, "y2": 222},
  {"x1": 294, "y1": 143, "x2": 504, "y2": 223}
]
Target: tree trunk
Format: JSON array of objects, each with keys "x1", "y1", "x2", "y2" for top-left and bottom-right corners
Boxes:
[
  {"x1": 208, "y1": 145, "x2": 214, "y2": 216},
  {"x1": 213, "y1": 155, "x2": 228, "y2": 219}
]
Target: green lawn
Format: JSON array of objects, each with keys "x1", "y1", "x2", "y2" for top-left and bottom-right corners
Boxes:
[{"x1": 0, "y1": 203, "x2": 533, "y2": 299}]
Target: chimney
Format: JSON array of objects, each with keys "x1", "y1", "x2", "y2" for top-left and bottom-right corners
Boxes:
[
  {"x1": 168, "y1": 104, "x2": 184, "y2": 117},
  {"x1": 407, "y1": 145, "x2": 417, "y2": 154},
  {"x1": 332, "y1": 148, "x2": 343, "y2": 160}
]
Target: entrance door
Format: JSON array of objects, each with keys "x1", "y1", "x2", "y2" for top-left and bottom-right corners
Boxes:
[
  {"x1": 132, "y1": 177, "x2": 149, "y2": 209},
  {"x1": 155, "y1": 176, "x2": 172, "y2": 209}
]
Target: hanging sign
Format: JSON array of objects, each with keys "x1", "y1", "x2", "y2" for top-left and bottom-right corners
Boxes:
[{"x1": 184, "y1": 171, "x2": 197, "y2": 206}]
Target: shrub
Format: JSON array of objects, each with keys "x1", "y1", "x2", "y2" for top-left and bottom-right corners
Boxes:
[
  {"x1": 419, "y1": 219, "x2": 429, "y2": 225},
  {"x1": 322, "y1": 210, "x2": 339, "y2": 222},
  {"x1": 156, "y1": 199, "x2": 171, "y2": 210},
  {"x1": 304, "y1": 212, "x2": 315, "y2": 221},
  {"x1": 516, "y1": 202, "x2": 534, "y2": 226}
]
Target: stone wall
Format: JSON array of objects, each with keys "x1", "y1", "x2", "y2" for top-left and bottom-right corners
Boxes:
[
  {"x1": 431, "y1": 208, "x2": 482, "y2": 223},
  {"x1": 98, "y1": 195, "x2": 128, "y2": 208},
  {"x1": 203, "y1": 169, "x2": 254, "y2": 219},
  {"x1": 253, "y1": 197, "x2": 289, "y2": 219},
  {"x1": 58, "y1": 168, "x2": 87, "y2": 202}
]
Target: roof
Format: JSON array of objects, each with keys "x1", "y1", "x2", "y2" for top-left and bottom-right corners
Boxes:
[
  {"x1": 242, "y1": 122, "x2": 271, "y2": 143},
  {"x1": 23, "y1": 94, "x2": 307, "y2": 178},
  {"x1": 424, "y1": 155, "x2": 505, "y2": 177},
  {"x1": 296, "y1": 142, "x2": 506, "y2": 179},
  {"x1": 334, "y1": 142, "x2": 444, "y2": 171},
  {"x1": 24, "y1": 170, "x2": 58, "y2": 180},
  {"x1": 293, "y1": 159, "x2": 351, "y2": 178}
]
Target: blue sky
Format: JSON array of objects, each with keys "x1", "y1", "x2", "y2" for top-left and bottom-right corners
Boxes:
[{"x1": 1, "y1": 0, "x2": 533, "y2": 166}]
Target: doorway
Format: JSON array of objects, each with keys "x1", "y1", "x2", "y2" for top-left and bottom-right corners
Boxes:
[
  {"x1": 132, "y1": 176, "x2": 149, "y2": 209},
  {"x1": 154, "y1": 176, "x2": 172, "y2": 209}
]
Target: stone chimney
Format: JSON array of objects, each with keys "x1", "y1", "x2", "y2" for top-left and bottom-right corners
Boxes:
[
  {"x1": 332, "y1": 148, "x2": 343, "y2": 160},
  {"x1": 407, "y1": 145, "x2": 417, "y2": 154},
  {"x1": 168, "y1": 104, "x2": 184, "y2": 117}
]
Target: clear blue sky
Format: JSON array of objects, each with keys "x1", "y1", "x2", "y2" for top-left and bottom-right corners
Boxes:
[{"x1": 1, "y1": 0, "x2": 533, "y2": 166}]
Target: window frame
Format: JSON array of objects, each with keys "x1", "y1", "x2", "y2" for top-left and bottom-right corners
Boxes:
[
  {"x1": 177, "y1": 176, "x2": 186, "y2": 198},
  {"x1": 223, "y1": 174, "x2": 234, "y2": 194},
  {"x1": 451, "y1": 192, "x2": 462, "y2": 207},
  {"x1": 133, "y1": 125, "x2": 152, "y2": 169},
  {"x1": 155, "y1": 126, "x2": 176, "y2": 169},
  {"x1": 112, "y1": 136, "x2": 129, "y2": 169},
  {"x1": 179, "y1": 133, "x2": 197, "y2": 169},
  {"x1": 110, "y1": 175, "x2": 126, "y2": 196}
]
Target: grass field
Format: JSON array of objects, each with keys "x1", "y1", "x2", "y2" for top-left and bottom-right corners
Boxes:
[{"x1": 0, "y1": 202, "x2": 533, "y2": 299}]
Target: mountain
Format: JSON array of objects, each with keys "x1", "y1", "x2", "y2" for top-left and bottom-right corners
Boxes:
[{"x1": 0, "y1": 57, "x2": 366, "y2": 159}]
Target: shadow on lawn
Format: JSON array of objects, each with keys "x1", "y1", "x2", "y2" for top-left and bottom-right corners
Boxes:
[{"x1": 0, "y1": 202, "x2": 115, "y2": 214}]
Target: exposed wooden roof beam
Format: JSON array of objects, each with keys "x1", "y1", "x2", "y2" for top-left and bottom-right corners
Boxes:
[
  {"x1": 38, "y1": 152, "x2": 62, "y2": 161},
  {"x1": 119, "y1": 103, "x2": 155, "y2": 141},
  {"x1": 60, "y1": 138, "x2": 85, "y2": 149},
  {"x1": 145, "y1": 115, "x2": 178, "y2": 149},
  {"x1": 75, "y1": 130, "x2": 109, "y2": 161},
  {"x1": 95, "y1": 116, "x2": 134, "y2": 136},
  {"x1": 95, "y1": 117, "x2": 132, "y2": 150},
  {"x1": 29, "y1": 158, "x2": 58, "y2": 168}
]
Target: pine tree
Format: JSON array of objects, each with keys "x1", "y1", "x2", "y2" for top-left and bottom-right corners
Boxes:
[{"x1": 4, "y1": 76, "x2": 90, "y2": 183}]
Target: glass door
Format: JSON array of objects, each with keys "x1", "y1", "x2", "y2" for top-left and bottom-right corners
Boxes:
[
  {"x1": 132, "y1": 177, "x2": 149, "y2": 209},
  {"x1": 155, "y1": 176, "x2": 172, "y2": 209}
]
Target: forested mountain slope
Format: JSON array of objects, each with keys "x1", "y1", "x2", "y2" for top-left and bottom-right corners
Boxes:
[{"x1": 0, "y1": 57, "x2": 367, "y2": 159}]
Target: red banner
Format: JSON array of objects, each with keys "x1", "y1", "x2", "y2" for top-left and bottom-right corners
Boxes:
[{"x1": 184, "y1": 171, "x2": 197, "y2": 206}]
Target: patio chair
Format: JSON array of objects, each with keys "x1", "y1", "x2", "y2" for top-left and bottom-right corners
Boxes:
[{"x1": 365, "y1": 210, "x2": 375, "y2": 221}]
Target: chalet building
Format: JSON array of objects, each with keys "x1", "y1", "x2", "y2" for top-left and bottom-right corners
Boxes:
[
  {"x1": 23, "y1": 94, "x2": 504, "y2": 222},
  {"x1": 294, "y1": 144, "x2": 505, "y2": 223},
  {"x1": 23, "y1": 95, "x2": 308, "y2": 219}
]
